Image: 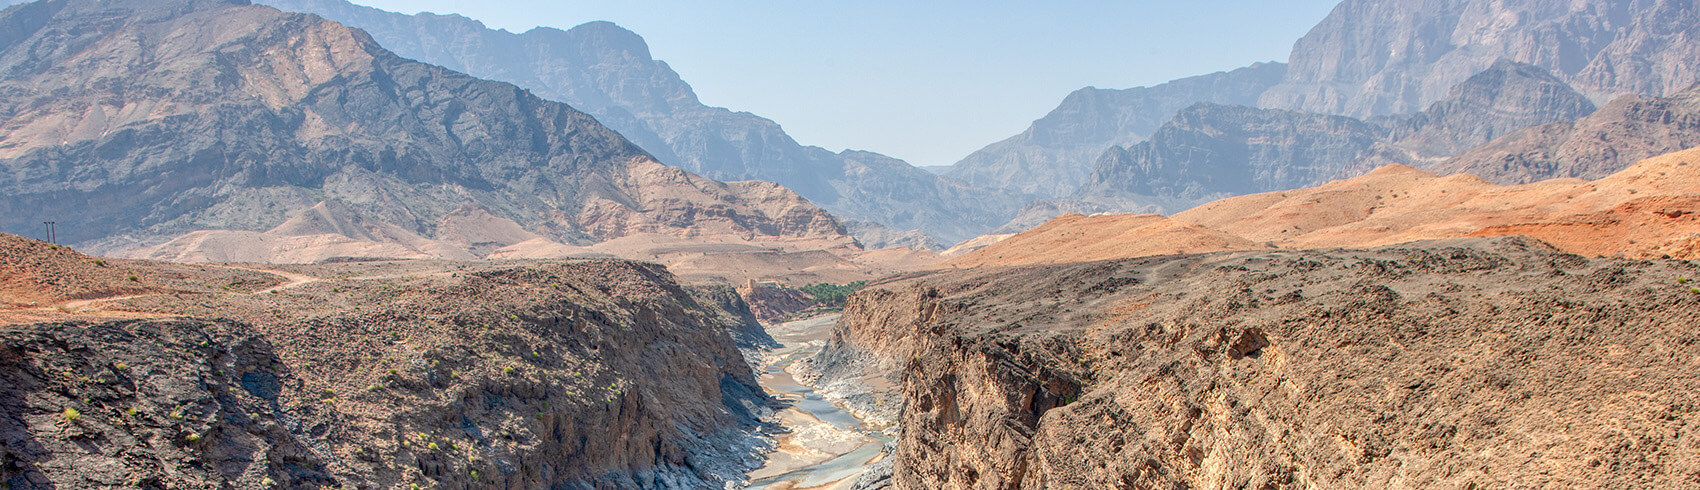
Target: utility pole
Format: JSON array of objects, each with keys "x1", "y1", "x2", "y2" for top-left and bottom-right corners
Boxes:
[{"x1": 43, "y1": 221, "x2": 55, "y2": 244}]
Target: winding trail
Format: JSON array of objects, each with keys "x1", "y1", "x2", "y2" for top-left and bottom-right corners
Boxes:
[
  {"x1": 221, "y1": 265, "x2": 319, "y2": 293},
  {"x1": 4, "y1": 264, "x2": 322, "y2": 323}
]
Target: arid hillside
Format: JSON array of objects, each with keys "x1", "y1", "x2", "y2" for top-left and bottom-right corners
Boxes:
[
  {"x1": 955, "y1": 146, "x2": 1700, "y2": 267},
  {"x1": 0, "y1": 233, "x2": 779, "y2": 488},
  {"x1": 817, "y1": 237, "x2": 1700, "y2": 488}
]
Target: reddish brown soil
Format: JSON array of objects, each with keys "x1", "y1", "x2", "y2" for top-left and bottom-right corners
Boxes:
[{"x1": 954, "y1": 146, "x2": 1700, "y2": 266}]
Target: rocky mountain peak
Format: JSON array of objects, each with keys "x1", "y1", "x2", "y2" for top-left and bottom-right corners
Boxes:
[
  {"x1": 259, "y1": 0, "x2": 1020, "y2": 247},
  {"x1": 0, "y1": 0, "x2": 856, "y2": 260},
  {"x1": 553, "y1": 20, "x2": 655, "y2": 63},
  {"x1": 1388, "y1": 59, "x2": 1597, "y2": 157}
]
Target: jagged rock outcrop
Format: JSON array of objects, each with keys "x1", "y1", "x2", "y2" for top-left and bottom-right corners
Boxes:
[
  {"x1": 256, "y1": 0, "x2": 1024, "y2": 246},
  {"x1": 1433, "y1": 84, "x2": 1700, "y2": 184},
  {"x1": 1261, "y1": 0, "x2": 1700, "y2": 118},
  {"x1": 825, "y1": 237, "x2": 1700, "y2": 488},
  {"x1": 0, "y1": 237, "x2": 778, "y2": 488},
  {"x1": 946, "y1": 63, "x2": 1288, "y2": 198},
  {"x1": 734, "y1": 280, "x2": 815, "y2": 325},
  {"x1": 0, "y1": 0, "x2": 850, "y2": 259}
]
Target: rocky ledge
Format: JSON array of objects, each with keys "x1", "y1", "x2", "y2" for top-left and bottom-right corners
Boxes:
[{"x1": 816, "y1": 236, "x2": 1700, "y2": 488}]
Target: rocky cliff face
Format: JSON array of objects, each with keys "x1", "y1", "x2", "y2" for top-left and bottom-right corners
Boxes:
[
  {"x1": 0, "y1": 239, "x2": 778, "y2": 488},
  {"x1": 1433, "y1": 84, "x2": 1700, "y2": 184},
  {"x1": 0, "y1": 0, "x2": 850, "y2": 258},
  {"x1": 256, "y1": 0, "x2": 1025, "y2": 246},
  {"x1": 823, "y1": 237, "x2": 1700, "y2": 488},
  {"x1": 1261, "y1": 0, "x2": 1700, "y2": 118},
  {"x1": 946, "y1": 63, "x2": 1288, "y2": 198}
]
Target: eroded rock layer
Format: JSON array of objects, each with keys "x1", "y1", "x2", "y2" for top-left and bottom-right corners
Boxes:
[
  {"x1": 0, "y1": 238, "x2": 776, "y2": 488},
  {"x1": 824, "y1": 237, "x2": 1700, "y2": 488}
]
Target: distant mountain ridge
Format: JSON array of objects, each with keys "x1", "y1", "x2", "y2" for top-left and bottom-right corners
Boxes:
[
  {"x1": 1434, "y1": 84, "x2": 1700, "y2": 184},
  {"x1": 945, "y1": 0, "x2": 1700, "y2": 218},
  {"x1": 1065, "y1": 61, "x2": 1596, "y2": 219},
  {"x1": 0, "y1": 0, "x2": 849, "y2": 261},
  {"x1": 258, "y1": 0, "x2": 1023, "y2": 246},
  {"x1": 946, "y1": 62, "x2": 1287, "y2": 197}
]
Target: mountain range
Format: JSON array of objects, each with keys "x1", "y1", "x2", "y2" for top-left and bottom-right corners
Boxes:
[
  {"x1": 944, "y1": 62, "x2": 1288, "y2": 198},
  {"x1": 256, "y1": 0, "x2": 1025, "y2": 247},
  {"x1": 995, "y1": 60, "x2": 1597, "y2": 230},
  {"x1": 5, "y1": 0, "x2": 1699, "y2": 261},
  {"x1": 0, "y1": 0, "x2": 848, "y2": 263},
  {"x1": 947, "y1": 0, "x2": 1700, "y2": 226}
]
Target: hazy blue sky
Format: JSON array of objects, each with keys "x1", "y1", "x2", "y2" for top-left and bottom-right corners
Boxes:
[{"x1": 348, "y1": 1, "x2": 1341, "y2": 167}]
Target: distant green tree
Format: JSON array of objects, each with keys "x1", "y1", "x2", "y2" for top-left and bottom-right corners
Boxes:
[{"x1": 799, "y1": 281, "x2": 867, "y2": 308}]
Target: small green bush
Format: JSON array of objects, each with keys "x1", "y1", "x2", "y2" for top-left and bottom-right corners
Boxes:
[
  {"x1": 125, "y1": 407, "x2": 138, "y2": 416},
  {"x1": 62, "y1": 408, "x2": 80, "y2": 422},
  {"x1": 127, "y1": 275, "x2": 139, "y2": 282},
  {"x1": 427, "y1": 442, "x2": 440, "y2": 451},
  {"x1": 503, "y1": 366, "x2": 516, "y2": 375},
  {"x1": 798, "y1": 281, "x2": 868, "y2": 308},
  {"x1": 92, "y1": 260, "x2": 106, "y2": 267},
  {"x1": 185, "y1": 433, "x2": 201, "y2": 443},
  {"x1": 1680, "y1": 276, "x2": 1692, "y2": 284},
  {"x1": 113, "y1": 362, "x2": 128, "y2": 370}
]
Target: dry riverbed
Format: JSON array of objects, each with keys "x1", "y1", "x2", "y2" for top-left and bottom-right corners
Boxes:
[{"x1": 746, "y1": 314, "x2": 890, "y2": 489}]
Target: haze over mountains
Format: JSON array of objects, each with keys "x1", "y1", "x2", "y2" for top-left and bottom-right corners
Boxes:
[
  {"x1": 8, "y1": 0, "x2": 1695, "y2": 253},
  {"x1": 257, "y1": 0, "x2": 1025, "y2": 248},
  {"x1": 0, "y1": 0, "x2": 858, "y2": 265},
  {"x1": 7, "y1": 0, "x2": 1700, "y2": 488},
  {"x1": 945, "y1": 62, "x2": 1289, "y2": 198},
  {"x1": 948, "y1": 0, "x2": 1700, "y2": 232}
]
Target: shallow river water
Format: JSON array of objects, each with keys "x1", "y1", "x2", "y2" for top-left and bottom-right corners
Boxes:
[{"x1": 745, "y1": 314, "x2": 890, "y2": 490}]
